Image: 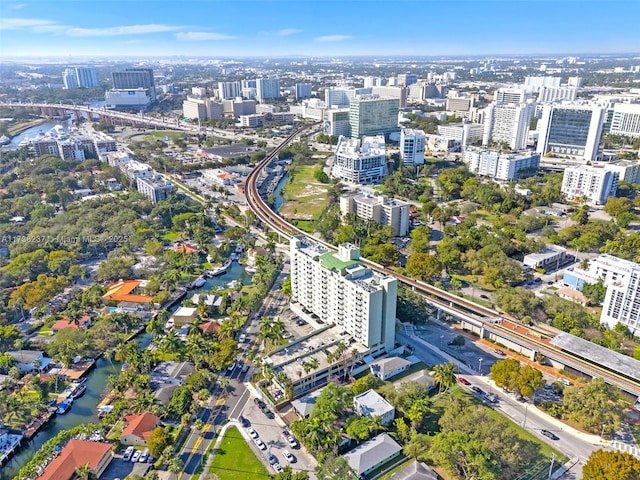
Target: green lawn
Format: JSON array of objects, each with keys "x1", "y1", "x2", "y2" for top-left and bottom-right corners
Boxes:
[
  {"x1": 162, "y1": 231, "x2": 180, "y2": 242},
  {"x1": 209, "y1": 426, "x2": 270, "y2": 480},
  {"x1": 280, "y1": 165, "x2": 330, "y2": 220},
  {"x1": 145, "y1": 130, "x2": 185, "y2": 141}
]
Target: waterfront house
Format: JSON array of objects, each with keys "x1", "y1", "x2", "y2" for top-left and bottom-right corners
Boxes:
[
  {"x1": 51, "y1": 315, "x2": 91, "y2": 332},
  {"x1": 120, "y1": 412, "x2": 159, "y2": 446},
  {"x1": 171, "y1": 306, "x2": 198, "y2": 326},
  {"x1": 38, "y1": 440, "x2": 112, "y2": 480},
  {"x1": 102, "y1": 279, "x2": 153, "y2": 308},
  {"x1": 7, "y1": 350, "x2": 52, "y2": 373}
]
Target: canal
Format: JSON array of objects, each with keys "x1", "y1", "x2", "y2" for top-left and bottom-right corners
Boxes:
[
  {"x1": 8, "y1": 120, "x2": 71, "y2": 147},
  {"x1": 1, "y1": 334, "x2": 152, "y2": 480},
  {"x1": 272, "y1": 172, "x2": 288, "y2": 213}
]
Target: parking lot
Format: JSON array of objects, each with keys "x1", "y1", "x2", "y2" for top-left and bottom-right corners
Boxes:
[
  {"x1": 239, "y1": 398, "x2": 317, "y2": 477},
  {"x1": 100, "y1": 454, "x2": 151, "y2": 480}
]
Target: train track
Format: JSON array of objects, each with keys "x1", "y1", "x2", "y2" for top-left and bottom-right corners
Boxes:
[{"x1": 246, "y1": 126, "x2": 640, "y2": 397}]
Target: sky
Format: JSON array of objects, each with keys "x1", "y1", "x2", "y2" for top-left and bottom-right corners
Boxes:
[{"x1": 1, "y1": 0, "x2": 640, "y2": 58}]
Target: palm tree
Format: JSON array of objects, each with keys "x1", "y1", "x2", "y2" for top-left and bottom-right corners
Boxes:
[
  {"x1": 219, "y1": 377, "x2": 230, "y2": 399},
  {"x1": 160, "y1": 334, "x2": 183, "y2": 361},
  {"x1": 168, "y1": 457, "x2": 184, "y2": 476},
  {"x1": 432, "y1": 362, "x2": 457, "y2": 393},
  {"x1": 74, "y1": 464, "x2": 95, "y2": 480}
]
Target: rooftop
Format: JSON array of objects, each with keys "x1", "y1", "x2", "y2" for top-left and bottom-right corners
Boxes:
[
  {"x1": 319, "y1": 251, "x2": 359, "y2": 271},
  {"x1": 121, "y1": 412, "x2": 158, "y2": 441},
  {"x1": 102, "y1": 279, "x2": 153, "y2": 304},
  {"x1": 550, "y1": 332, "x2": 640, "y2": 383},
  {"x1": 343, "y1": 433, "x2": 402, "y2": 475},
  {"x1": 353, "y1": 389, "x2": 395, "y2": 418},
  {"x1": 291, "y1": 388, "x2": 323, "y2": 418},
  {"x1": 370, "y1": 357, "x2": 412, "y2": 378},
  {"x1": 39, "y1": 440, "x2": 111, "y2": 480}
]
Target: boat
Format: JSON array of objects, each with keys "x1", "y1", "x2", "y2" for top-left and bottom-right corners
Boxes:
[
  {"x1": 245, "y1": 266, "x2": 257, "y2": 274},
  {"x1": 210, "y1": 259, "x2": 232, "y2": 276},
  {"x1": 71, "y1": 384, "x2": 86, "y2": 399},
  {"x1": 190, "y1": 276, "x2": 206, "y2": 289},
  {"x1": 56, "y1": 398, "x2": 73, "y2": 415},
  {"x1": 97, "y1": 405, "x2": 114, "y2": 418}
]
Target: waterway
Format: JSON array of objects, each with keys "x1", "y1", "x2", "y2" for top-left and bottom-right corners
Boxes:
[
  {"x1": 1, "y1": 334, "x2": 152, "y2": 480},
  {"x1": 8, "y1": 118, "x2": 76, "y2": 147},
  {"x1": 272, "y1": 172, "x2": 289, "y2": 213}
]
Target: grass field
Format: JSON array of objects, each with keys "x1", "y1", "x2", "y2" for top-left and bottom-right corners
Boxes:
[
  {"x1": 208, "y1": 426, "x2": 270, "y2": 480},
  {"x1": 145, "y1": 130, "x2": 185, "y2": 141},
  {"x1": 280, "y1": 165, "x2": 330, "y2": 221}
]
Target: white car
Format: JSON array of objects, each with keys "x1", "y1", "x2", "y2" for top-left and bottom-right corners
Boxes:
[
  {"x1": 123, "y1": 446, "x2": 134, "y2": 461},
  {"x1": 138, "y1": 448, "x2": 149, "y2": 463},
  {"x1": 283, "y1": 449, "x2": 295, "y2": 463},
  {"x1": 273, "y1": 463, "x2": 283, "y2": 473},
  {"x1": 239, "y1": 334, "x2": 246, "y2": 343},
  {"x1": 247, "y1": 427, "x2": 258, "y2": 439},
  {"x1": 287, "y1": 435, "x2": 298, "y2": 448},
  {"x1": 255, "y1": 439, "x2": 266, "y2": 450},
  {"x1": 131, "y1": 450, "x2": 141, "y2": 462}
]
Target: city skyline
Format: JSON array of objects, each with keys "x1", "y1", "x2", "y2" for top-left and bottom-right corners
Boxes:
[{"x1": 1, "y1": 0, "x2": 640, "y2": 58}]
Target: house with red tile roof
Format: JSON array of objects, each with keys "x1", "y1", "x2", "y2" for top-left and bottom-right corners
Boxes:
[
  {"x1": 102, "y1": 279, "x2": 153, "y2": 306},
  {"x1": 120, "y1": 412, "x2": 159, "y2": 446},
  {"x1": 199, "y1": 321, "x2": 220, "y2": 335},
  {"x1": 38, "y1": 440, "x2": 112, "y2": 480},
  {"x1": 51, "y1": 315, "x2": 91, "y2": 332},
  {"x1": 175, "y1": 243, "x2": 200, "y2": 254}
]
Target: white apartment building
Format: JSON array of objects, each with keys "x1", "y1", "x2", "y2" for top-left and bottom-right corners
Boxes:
[
  {"x1": 438, "y1": 122, "x2": 484, "y2": 145},
  {"x1": 482, "y1": 102, "x2": 536, "y2": 151},
  {"x1": 290, "y1": 237, "x2": 398, "y2": 354},
  {"x1": 105, "y1": 89, "x2": 151, "y2": 108},
  {"x1": 324, "y1": 108, "x2": 351, "y2": 137},
  {"x1": 256, "y1": 78, "x2": 281, "y2": 101},
  {"x1": 536, "y1": 104, "x2": 605, "y2": 161},
  {"x1": 463, "y1": 147, "x2": 540, "y2": 181},
  {"x1": 295, "y1": 83, "x2": 312, "y2": 100},
  {"x1": 524, "y1": 76, "x2": 562, "y2": 92},
  {"x1": 602, "y1": 160, "x2": 640, "y2": 184},
  {"x1": 537, "y1": 86, "x2": 578, "y2": 104},
  {"x1": 332, "y1": 135, "x2": 387, "y2": 185},
  {"x1": 609, "y1": 103, "x2": 640, "y2": 137},
  {"x1": 217, "y1": 81, "x2": 241, "y2": 100},
  {"x1": 340, "y1": 192, "x2": 409, "y2": 237},
  {"x1": 564, "y1": 254, "x2": 640, "y2": 334},
  {"x1": 353, "y1": 389, "x2": 395, "y2": 425},
  {"x1": 136, "y1": 175, "x2": 174, "y2": 204},
  {"x1": 399, "y1": 128, "x2": 426, "y2": 166},
  {"x1": 62, "y1": 69, "x2": 78, "y2": 89},
  {"x1": 239, "y1": 113, "x2": 265, "y2": 128},
  {"x1": 75, "y1": 67, "x2": 98, "y2": 88},
  {"x1": 494, "y1": 88, "x2": 531, "y2": 105},
  {"x1": 560, "y1": 164, "x2": 619, "y2": 205},
  {"x1": 120, "y1": 160, "x2": 154, "y2": 181},
  {"x1": 183, "y1": 97, "x2": 208, "y2": 121}
]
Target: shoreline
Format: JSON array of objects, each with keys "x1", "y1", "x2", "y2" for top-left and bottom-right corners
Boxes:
[{"x1": 6, "y1": 118, "x2": 47, "y2": 138}]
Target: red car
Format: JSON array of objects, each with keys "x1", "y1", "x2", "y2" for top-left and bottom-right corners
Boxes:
[{"x1": 457, "y1": 377, "x2": 470, "y2": 385}]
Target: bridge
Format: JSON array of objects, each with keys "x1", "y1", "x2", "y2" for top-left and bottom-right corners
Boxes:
[{"x1": 244, "y1": 124, "x2": 640, "y2": 398}]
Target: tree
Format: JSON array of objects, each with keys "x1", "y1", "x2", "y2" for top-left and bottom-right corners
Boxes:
[
  {"x1": 432, "y1": 362, "x2": 456, "y2": 393},
  {"x1": 406, "y1": 253, "x2": 442, "y2": 282},
  {"x1": 582, "y1": 279, "x2": 607, "y2": 305},
  {"x1": 345, "y1": 416, "x2": 373, "y2": 441},
  {"x1": 350, "y1": 373, "x2": 383, "y2": 396},
  {"x1": 74, "y1": 464, "x2": 95, "y2": 480},
  {"x1": 272, "y1": 466, "x2": 310, "y2": 480},
  {"x1": 168, "y1": 457, "x2": 184, "y2": 475},
  {"x1": 147, "y1": 426, "x2": 172, "y2": 458},
  {"x1": 490, "y1": 358, "x2": 521, "y2": 392},
  {"x1": 47, "y1": 327, "x2": 94, "y2": 367},
  {"x1": 402, "y1": 430, "x2": 431, "y2": 461},
  {"x1": 495, "y1": 288, "x2": 542, "y2": 320},
  {"x1": 604, "y1": 197, "x2": 632, "y2": 219},
  {"x1": 314, "y1": 455, "x2": 352, "y2": 480},
  {"x1": 95, "y1": 255, "x2": 135, "y2": 282},
  {"x1": 583, "y1": 449, "x2": 640, "y2": 480},
  {"x1": 562, "y1": 378, "x2": 625, "y2": 433},
  {"x1": 409, "y1": 226, "x2": 432, "y2": 254}
]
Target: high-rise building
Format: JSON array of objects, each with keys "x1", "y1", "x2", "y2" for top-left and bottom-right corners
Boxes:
[
  {"x1": 397, "y1": 74, "x2": 418, "y2": 86},
  {"x1": 371, "y1": 86, "x2": 408, "y2": 108},
  {"x1": 438, "y1": 122, "x2": 484, "y2": 145},
  {"x1": 325, "y1": 87, "x2": 371, "y2": 108},
  {"x1": 609, "y1": 103, "x2": 640, "y2": 138},
  {"x1": 536, "y1": 104, "x2": 605, "y2": 160},
  {"x1": 242, "y1": 79, "x2": 257, "y2": 89},
  {"x1": 494, "y1": 88, "x2": 531, "y2": 105},
  {"x1": 324, "y1": 108, "x2": 351, "y2": 137},
  {"x1": 217, "y1": 81, "x2": 242, "y2": 100},
  {"x1": 560, "y1": 164, "x2": 618, "y2": 205},
  {"x1": 349, "y1": 96, "x2": 399, "y2": 138},
  {"x1": 340, "y1": 192, "x2": 409, "y2": 236},
  {"x1": 191, "y1": 87, "x2": 207, "y2": 97},
  {"x1": 62, "y1": 69, "x2": 78, "y2": 89},
  {"x1": 482, "y1": 102, "x2": 536, "y2": 150},
  {"x1": 524, "y1": 76, "x2": 562, "y2": 92},
  {"x1": 256, "y1": 78, "x2": 281, "y2": 101},
  {"x1": 399, "y1": 128, "x2": 426, "y2": 166},
  {"x1": 136, "y1": 175, "x2": 174, "y2": 204},
  {"x1": 111, "y1": 68, "x2": 156, "y2": 101},
  {"x1": 363, "y1": 77, "x2": 384, "y2": 88},
  {"x1": 463, "y1": 147, "x2": 540, "y2": 181},
  {"x1": 183, "y1": 97, "x2": 209, "y2": 121},
  {"x1": 332, "y1": 135, "x2": 387, "y2": 184},
  {"x1": 563, "y1": 254, "x2": 640, "y2": 335},
  {"x1": 537, "y1": 86, "x2": 578, "y2": 104},
  {"x1": 290, "y1": 236, "x2": 397, "y2": 354},
  {"x1": 74, "y1": 67, "x2": 98, "y2": 88},
  {"x1": 295, "y1": 83, "x2": 312, "y2": 100}
]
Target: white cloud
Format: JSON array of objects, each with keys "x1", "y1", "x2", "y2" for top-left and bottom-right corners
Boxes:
[
  {"x1": 66, "y1": 24, "x2": 182, "y2": 37},
  {"x1": 277, "y1": 28, "x2": 302, "y2": 36},
  {"x1": 0, "y1": 18, "x2": 57, "y2": 30},
  {"x1": 175, "y1": 31, "x2": 235, "y2": 41},
  {"x1": 315, "y1": 34, "x2": 351, "y2": 42},
  {"x1": 10, "y1": 3, "x2": 29, "y2": 10}
]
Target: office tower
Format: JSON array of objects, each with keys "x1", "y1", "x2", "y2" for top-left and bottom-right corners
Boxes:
[
  {"x1": 537, "y1": 86, "x2": 578, "y2": 104},
  {"x1": 609, "y1": 103, "x2": 640, "y2": 137},
  {"x1": 295, "y1": 83, "x2": 312, "y2": 100},
  {"x1": 183, "y1": 97, "x2": 209, "y2": 121},
  {"x1": 324, "y1": 108, "x2": 351, "y2": 137},
  {"x1": 136, "y1": 175, "x2": 174, "y2": 204},
  {"x1": 349, "y1": 96, "x2": 399, "y2": 138},
  {"x1": 371, "y1": 86, "x2": 407, "y2": 108},
  {"x1": 191, "y1": 87, "x2": 207, "y2": 97},
  {"x1": 397, "y1": 74, "x2": 418, "y2": 86},
  {"x1": 438, "y1": 122, "x2": 484, "y2": 145},
  {"x1": 217, "y1": 81, "x2": 242, "y2": 100},
  {"x1": 332, "y1": 135, "x2": 387, "y2": 184},
  {"x1": 242, "y1": 79, "x2": 257, "y2": 89},
  {"x1": 74, "y1": 67, "x2": 98, "y2": 88},
  {"x1": 340, "y1": 192, "x2": 409, "y2": 236},
  {"x1": 462, "y1": 147, "x2": 540, "y2": 181},
  {"x1": 524, "y1": 76, "x2": 562, "y2": 92},
  {"x1": 290, "y1": 236, "x2": 397, "y2": 354},
  {"x1": 560, "y1": 164, "x2": 618, "y2": 204},
  {"x1": 62, "y1": 69, "x2": 78, "y2": 89},
  {"x1": 111, "y1": 68, "x2": 156, "y2": 101},
  {"x1": 399, "y1": 128, "x2": 426, "y2": 166},
  {"x1": 494, "y1": 88, "x2": 531, "y2": 105},
  {"x1": 325, "y1": 87, "x2": 371, "y2": 108},
  {"x1": 536, "y1": 104, "x2": 605, "y2": 160},
  {"x1": 482, "y1": 102, "x2": 536, "y2": 151},
  {"x1": 256, "y1": 78, "x2": 281, "y2": 101}
]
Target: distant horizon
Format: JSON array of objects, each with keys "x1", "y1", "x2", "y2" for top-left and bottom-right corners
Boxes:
[{"x1": 2, "y1": 0, "x2": 640, "y2": 58}]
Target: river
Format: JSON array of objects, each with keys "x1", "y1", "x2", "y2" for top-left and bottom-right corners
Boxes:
[
  {"x1": 0, "y1": 333, "x2": 152, "y2": 480},
  {"x1": 272, "y1": 172, "x2": 289, "y2": 212},
  {"x1": 8, "y1": 120, "x2": 72, "y2": 147}
]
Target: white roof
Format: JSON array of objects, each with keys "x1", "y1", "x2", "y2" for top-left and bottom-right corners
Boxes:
[{"x1": 353, "y1": 389, "x2": 394, "y2": 418}]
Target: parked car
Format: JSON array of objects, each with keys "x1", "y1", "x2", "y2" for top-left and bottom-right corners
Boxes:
[
  {"x1": 287, "y1": 435, "x2": 299, "y2": 448},
  {"x1": 242, "y1": 364, "x2": 250, "y2": 373},
  {"x1": 255, "y1": 439, "x2": 266, "y2": 450},
  {"x1": 457, "y1": 377, "x2": 470, "y2": 386},
  {"x1": 471, "y1": 386, "x2": 484, "y2": 395},
  {"x1": 541, "y1": 429, "x2": 559, "y2": 440},
  {"x1": 494, "y1": 349, "x2": 505, "y2": 356},
  {"x1": 139, "y1": 448, "x2": 149, "y2": 463},
  {"x1": 267, "y1": 453, "x2": 278, "y2": 465},
  {"x1": 239, "y1": 334, "x2": 246, "y2": 343},
  {"x1": 273, "y1": 463, "x2": 283, "y2": 473},
  {"x1": 283, "y1": 449, "x2": 295, "y2": 463},
  {"x1": 239, "y1": 415, "x2": 250, "y2": 427},
  {"x1": 131, "y1": 450, "x2": 142, "y2": 463},
  {"x1": 247, "y1": 427, "x2": 258, "y2": 439},
  {"x1": 254, "y1": 398, "x2": 266, "y2": 409},
  {"x1": 123, "y1": 446, "x2": 134, "y2": 462}
]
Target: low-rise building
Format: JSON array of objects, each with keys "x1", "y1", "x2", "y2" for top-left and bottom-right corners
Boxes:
[
  {"x1": 102, "y1": 279, "x2": 153, "y2": 307},
  {"x1": 239, "y1": 113, "x2": 265, "y2": 128},
  {"x1": 120, "y1": 412, "x2": 159, "y2": 446},
  {"x1": 171, "y1": 306, "x2": 198, "y2": 325},
  {"x1": 463, "y1": 147, "x2": 540, "y2": 181},
  {"x1": 136, "y1": 175, "x2": 174, "y2": 204},
  {"x1": 353, "y1": 389, "x2": 395, "y2": 425},
  {"x1": 340, "y1": 191, "x2": 409, "y2": 237},
  {"x1": 369, "y1": 357, "x2": 411, "y2": 381},
  {"x1": 560, "y1": 164, "x2": 619, "y2": 205},
  {"x1": 343, "y1": 433, "x2": 402, "y2": 478},
  {"x1": 7, "y1": 350, "x2": 52, "y2": 373},
  {"x1": 523, "y1": 245, "x2": 567, "y2": 270},
  {"x1": 39, "y1": 440, "x2": 112, "y2": 480}
]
